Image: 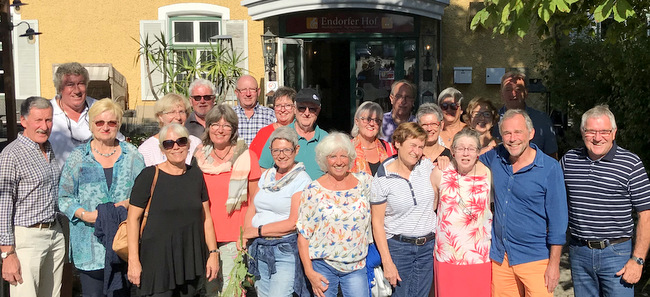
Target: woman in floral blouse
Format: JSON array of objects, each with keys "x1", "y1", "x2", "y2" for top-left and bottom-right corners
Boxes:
[
  {"x1": 296, "y1": 132, "x2": 372, "y2": 297},
  {"x1": 431, "y1": 128, "x2": 492, "y2": 297}
]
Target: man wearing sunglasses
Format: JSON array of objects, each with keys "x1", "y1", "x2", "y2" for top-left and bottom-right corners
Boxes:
[
  {"x1": 492, "y1": 71, "x2": 558, "y2": 159},
  {"x1": 234, "y1": 75, "x2": 276, "y2": 145},
  {"x1": 185, "y1": 79, "x2": 217, "y2": 138},
  {"x1": 258, "y1": 88, "x2": 328, "y2": 179},
  {"x1": 380, "y1": 80, "x2": 417, "y2": 142}
]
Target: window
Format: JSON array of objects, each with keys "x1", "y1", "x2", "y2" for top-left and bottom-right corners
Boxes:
[{"x1": 169, "y1": 17, "x2": 222, "y2": 81}]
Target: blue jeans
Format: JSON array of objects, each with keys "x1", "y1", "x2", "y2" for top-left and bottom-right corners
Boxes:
[
  {"x1": 254, "y1": 242, "x2": 296, "y2": 297},
  {"x1": 387, "y1": 237, "x2": 434, "y2": 297},
  {"x1": 311, "y1": 260, "x2": 369, "y2": 297},
  {"x1": 569, "y1": 238, "x2": 634, "y2": 297}
]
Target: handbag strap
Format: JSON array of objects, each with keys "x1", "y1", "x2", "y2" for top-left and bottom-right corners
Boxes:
[{"x1": 139, "y1": 165, "x2": 159, "y2": 236}]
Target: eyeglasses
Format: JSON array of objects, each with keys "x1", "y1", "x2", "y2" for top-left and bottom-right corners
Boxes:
[
  {"x1": 270, "y1": 147, "x2": 295, "y2": 156},
  {"x1": 472, "y1": 111, "x2": 492, "y2": 119},
  {"x1": 583, "y1": 129, "x2": 613, "y2": 137},
  {"x1": 210, "y1": 123, "x2": 233, "y2": 130},
  {"x1": 275, "y1": 104, "x2": 294, "y2": 110},
  {"x1": 297, "y1": 106, "x2": 319, "y2": 113},
  {"x1": 236, "y1": 88, "x2": 258, "y2": 94},
  {"x1": 358, "y1": 116, "x2": 381, "y2": 125},
  {"x1": 94, "y1": 120, "x2": 119, "y2": 128},
  {"x1": 453, "y1": 146, "x2": 478, "y2": 154},
  {"x1": 162, "y1": 137, "x2": 189, "y2": 150},
  {"x1": 163, "y1": 110, "x2": 186, "y2": 117},
  {"x1": 191, "y1": 95, "x2": 216, "y2": 101},
  {"x1": 440, "y1": 102, "x2": 459, "y2": 111},
  {"x1": 392, "y1": 94, "x2": 415, "y2": 101},
  {"x1": 420, "y1": 122, "x2": 440, "y2": 129}
]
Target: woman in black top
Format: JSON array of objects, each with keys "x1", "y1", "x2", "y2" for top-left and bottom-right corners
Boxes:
[{"x1": 416, "y1": 103, "x2": 452, "y2": 165}]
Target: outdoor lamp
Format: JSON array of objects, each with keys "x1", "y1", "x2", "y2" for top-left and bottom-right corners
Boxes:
[
  {"x1": 261, "y1": 28, "x2": 277, "y2": 81},
  {"x1": 421, "y1": 30, "x2": 435, "y2": 81},
  {"x1": 10, "y1": 0, "x2": 28, "y2": 15},
  {"x1": 13, "y1": 21, "x2": 42, "y2": 44}
]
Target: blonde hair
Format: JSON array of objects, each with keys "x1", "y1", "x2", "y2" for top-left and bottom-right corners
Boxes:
[
  {"x1": 88, "y1": 98, "x2": 123, "y2": 126},
  {"x1": 154, "y1": 93, "x2": 190, "y2": 126}
]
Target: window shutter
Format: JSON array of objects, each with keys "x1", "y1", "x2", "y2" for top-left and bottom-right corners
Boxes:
[
  {"x1": 224, "y1": 20, "x2": 248, "y2": 70},
  {"x1": 14, "y1": 20, "x2": 40, "y2": 99},
  {"x1": 139, "y1": 20, "x2": 165, "y2": 101}
]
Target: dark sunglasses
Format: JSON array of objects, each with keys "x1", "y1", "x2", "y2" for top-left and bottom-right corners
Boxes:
[
  {"x1": 191, "y1": 95, "x2": 216, "y2": 101},
  {"x1": 94, "y1": 120, "x2": 119, "y2": 128},
  {"x1": 440, "y1": 102, "x2": 459, "y2": 111},
  {"x1": 162, "y1": 137, "x2": 189, "y2": 150},
  {"x1": 297, "y1": 105, "x2": 319, "y2": 113}
]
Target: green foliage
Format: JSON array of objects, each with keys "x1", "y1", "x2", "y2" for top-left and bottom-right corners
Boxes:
[
  {"x1": 470, "y1": 0, "x2": 641, "y2": 39},
  {"x1": 134, "y1": 33, "x2": 246, "y2": 103},
  {"x1": 222, "y1": 227, "x2": 254, "y2": 297}
]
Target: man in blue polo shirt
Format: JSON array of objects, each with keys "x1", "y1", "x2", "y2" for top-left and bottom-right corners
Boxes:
[
  {"x1": 561, "y1": 105, "x2": 650, "y2": 297},
  {"x1": 492, "y1": 71, "x2": 558, "y2": 159},
  {"x1": 259, "y1": 88, "x2": 328, "y2": 179},
  {"x1": 480, "y1": 109, "x2": 567, "y2": 297}
]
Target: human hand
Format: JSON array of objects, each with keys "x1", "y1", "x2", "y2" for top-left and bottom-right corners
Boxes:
[
  {"x1": 1, "y1": 254, "x2": 22, "y2": 285},
  {"x1": 544, "y1": 262, "x2": 560, "y2": 293},
  {"x1": 115, "y1": 199, "x2": 130, "y2": 209},
  {"x1": 127, "y1": 260, "x2": 142, "y2": 287},
  {"x1": 305, "y1": 270, "x2": 329, "y2": 297},
  {"x1": 382, "y1": 260, "x2": 401, "y2": 287},
  {"x1": 616, "y1": 259, "x2": 643, "y2": 284},
  {"x1": 83, "y1": 210, "x2": 98, "y2": 224},
  {"x1": 436, "y1": 155, "x2": 450, "y2": 169},
  {"x1": 206, "y1": 253, "x2": 220, "y2": 282}
]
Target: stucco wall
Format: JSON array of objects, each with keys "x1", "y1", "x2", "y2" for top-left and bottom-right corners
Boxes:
[
  {"x1": 441, "y1": 0, "x2": 546, "y2": 110},
  {"x1": 20, "y1": 0, "x2": 264, "y2": 112}
]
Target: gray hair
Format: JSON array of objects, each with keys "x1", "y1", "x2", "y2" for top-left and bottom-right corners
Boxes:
[
  {"x1": 268, "y1": 126, "x2": 299, "y2": 148},
  {"x1": 351, "y1": 101, "x2": 384, "y2": 137},
  {"x1": 498, "y1": 109, "x2": 534, "y2": 134},
  {"x1": 202, "y1": 104, "x2": 239, "y2": 145},
  {"x1": 188, "y1": 78, "x2": 217, "y2": 96},
  {"x1": 437, "y1": 87, "x2": 463, "y2": 105},
  {"x1": 158, "y1": 123, "x2": 190, "y2": 148},
  {"x1": 20, "y1": 96, "x2": 52, "y2": 118},
  {"x1": 53, "y1": 62, "x2": 89, "y2": 94},
  {"x1": 315, "y1": 132, "x2": 356, "y2": 173},
  {"x1": 416, "y1": 103, "x2": 443, "y2": 123},
  {"x1": 390, "y1": 79, "x2": 417, "y2": 97},
  {"x1": 581, "y1": 104, "x2": 617, "y2": 131},
  {"x1": 451, "y1": 127, "x2": 481, "y2": 151},
  {"x1": 273, "y1": 87, "x2": 297, "y2": 103}
]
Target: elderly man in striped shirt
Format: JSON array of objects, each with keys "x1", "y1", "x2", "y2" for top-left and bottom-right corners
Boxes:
[{"x1": 562, "y1": 105, "x2": 650, "y2": 297}]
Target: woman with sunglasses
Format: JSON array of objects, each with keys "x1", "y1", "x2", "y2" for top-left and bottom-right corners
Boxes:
[
  {"x1": 138, "y1": 93, "x2": 201, "y2": 166},
  {"x1": 431, "y1": 128, "x2": 492, "y2": 297},
  {"x1": 59, "y1": 98, "x2": 145, "y2": 296},
  {"x1": 437, "y1": 87, "x2": 466, "y2": 148},
  {"x1": 127, "y1": 123, "x2": 219, "y2": 297},
  {"x1": 371, "y1": 122, "x2": 437, "y2": 297},
  {"x1": 463, "y1": 97, "x2": 500, "y2": 155},
  {"x1": 193, "y1": 104, "x2": 262, "y2": 296},
  {"x1": 351, "y1": 101, "x2": 397, "y2": 175},
  {"x1": 242, "y1": 126, "x2": 312, "y2": 297},
  {"x1": 416, "y1": 103, "x2": 452, "y2": 164}
]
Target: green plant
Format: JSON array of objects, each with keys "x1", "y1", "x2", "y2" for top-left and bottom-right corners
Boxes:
[
  {"x1": 222, "y1": 228, "x2": 254, "y2": 297},
  {"x1": 134, "y1": 33, "x2": 246, "y2": 103}
]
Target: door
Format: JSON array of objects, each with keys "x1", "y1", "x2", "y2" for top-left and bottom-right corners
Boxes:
[{"x1": 278, "y1": 38, "x2": 305, "y2": 91}]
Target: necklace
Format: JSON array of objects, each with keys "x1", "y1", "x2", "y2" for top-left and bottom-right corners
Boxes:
[
  {"x1": 214, "y1": 145, "x2": 232, "y2": 160},
  {"x1": 456, "y1": 164, "x2": 477, "y2": 220},
  {"x1": 92, "y1": 143, "x2": 117, "y2": 157}
]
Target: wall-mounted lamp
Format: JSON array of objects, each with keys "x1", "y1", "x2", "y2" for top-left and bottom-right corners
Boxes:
[
  {"x1": 10, "y1": 0, "x2": 28, "y2": 15},
  {"x1": 421, "y1": 31, "x2": 435, "y2": 82},
  {"x1": 261, "y1": 28, "x2": 278, "y2": 81},
  {"x1": 13, "y1": 21, "x2": 42, "y2": 44}
]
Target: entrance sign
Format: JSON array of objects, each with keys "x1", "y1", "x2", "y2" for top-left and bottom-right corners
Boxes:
[{"x1": 285, "y1": 12, "x2": 414, "y2": 34}]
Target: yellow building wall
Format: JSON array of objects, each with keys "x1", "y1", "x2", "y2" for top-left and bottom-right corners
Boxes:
[
  {"x1": 20, "y1": 0, "x2": 265, "y2": 111},
  {"x1": 442, "y1": 0, "x2": 545, "y2": 110}
]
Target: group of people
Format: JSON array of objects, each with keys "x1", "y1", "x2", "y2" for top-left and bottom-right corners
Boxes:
[{"x1": 0, "y1": 63, "x2": 648, "y2": 297}]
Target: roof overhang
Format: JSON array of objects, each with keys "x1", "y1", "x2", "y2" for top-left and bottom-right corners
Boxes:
[{"x1": 241, "y1": 0, "x2": 450, "y2": 21}]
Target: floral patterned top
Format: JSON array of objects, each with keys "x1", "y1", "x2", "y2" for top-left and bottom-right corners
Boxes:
[
  {"x1": 296, "y1": 171, "x2": 372, "y2": 273},
  {"x1": 434, "y1": 164, "x2": 492, "y2": 265}
]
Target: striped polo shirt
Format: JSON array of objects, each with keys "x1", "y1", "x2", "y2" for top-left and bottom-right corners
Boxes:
[
  {"x1": 370, "y1": 156, "x2": 437, "y2": 238},
  {"x1": 561, "y1": 142, "x2": 650, "y2": 240}
]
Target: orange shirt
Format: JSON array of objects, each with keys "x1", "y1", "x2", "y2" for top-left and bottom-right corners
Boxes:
[{"x1": 203, "y1": 150, "x2": 261, "y2": 243}]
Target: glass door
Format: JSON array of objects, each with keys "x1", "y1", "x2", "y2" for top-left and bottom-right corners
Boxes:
[{"x1": 278, "y1": 38, "x2": 305, "y2": 91}]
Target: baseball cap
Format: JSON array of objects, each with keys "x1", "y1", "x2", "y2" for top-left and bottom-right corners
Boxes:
[{"x1": 295, "y1": 88, "x2": 321, "y2": 107}]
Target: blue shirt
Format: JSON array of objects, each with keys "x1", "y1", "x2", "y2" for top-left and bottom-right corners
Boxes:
[
  {"x1": 58, "y1": 141, "x2": 145, "y2": 270},
  {"x1": 479, "y1": 143, "x2": 567, "y2": 265},
  {"x1": 380, "y1": 112, "x2": 416, "y2": 143},
  {"x1": 235, "y1": 103, "x2": 276, "y2": 145},
  {"x1": 492, "y1": 106, "x2": 558, "y2": 156},
  {"x1": 259, "y1": 122, "x2": 328, "y2": 180}
]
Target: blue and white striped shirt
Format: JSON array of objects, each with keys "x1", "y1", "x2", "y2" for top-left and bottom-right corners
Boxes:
[{"x1": 561, "y1": 142, "x2": 650, "y2": 240}]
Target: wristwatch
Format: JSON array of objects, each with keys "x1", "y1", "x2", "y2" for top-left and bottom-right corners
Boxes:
[
  {"x1": 631, "y1": 256, "x2": 645, "y2": 265},
  {"x1": 1, "y1": 250, "x2": 15, "y2": 260}
]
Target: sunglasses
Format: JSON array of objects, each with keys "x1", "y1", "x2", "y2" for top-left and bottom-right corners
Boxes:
[
  {"x1": 190, "y1": 95, "x2": 216, "y2": 101},
  {"x1": 162, "y1": 137, "x2": 189, "y2": 150},
  {"x1": 440, "y1": 102, "x2": 459, "y2": 111},
  {"x1": 297, "y1": 106, "x2": 319, "y2": 113},
  {"x1": 94, "y1": 120, "x2": 119, "y2": 128}
]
